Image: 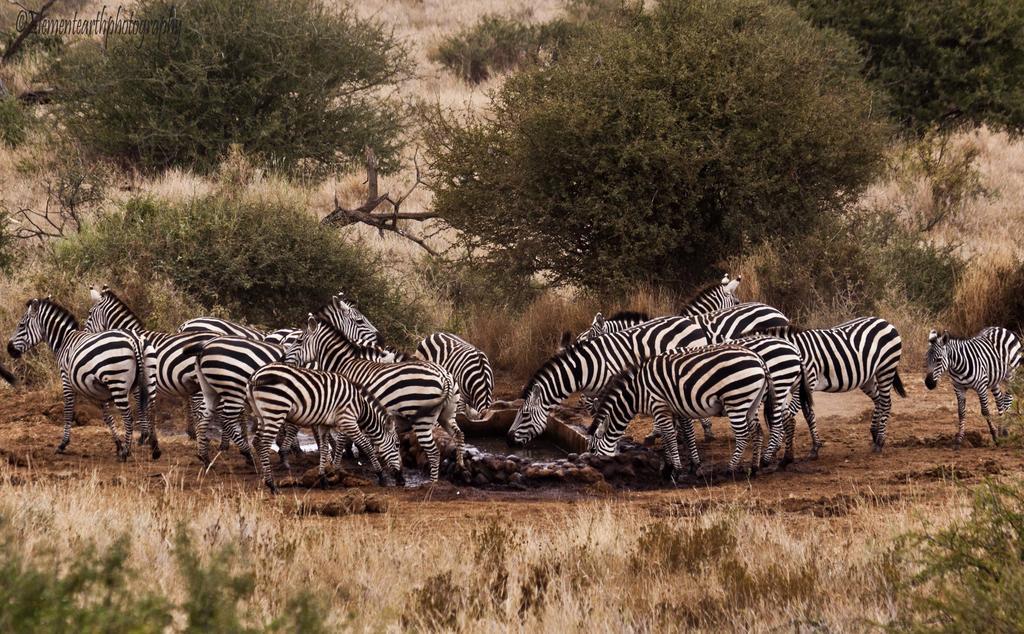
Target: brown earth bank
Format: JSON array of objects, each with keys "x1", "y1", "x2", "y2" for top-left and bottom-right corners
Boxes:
[{"x1": 0, "y1": 373, "x2": 1018, "y2": 529}]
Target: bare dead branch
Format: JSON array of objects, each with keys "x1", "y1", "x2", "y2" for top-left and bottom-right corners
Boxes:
[
  {"x1": 2, "y1": 0, "x2": 59, "y2": 64},
  {"x1": 321, "y1": 146, "x2": 442, "y2": 257}
]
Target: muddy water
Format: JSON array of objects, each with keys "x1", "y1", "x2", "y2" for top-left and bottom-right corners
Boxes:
[{"x1": 465, "y1": 436, "x2": 568, "y2": 461}]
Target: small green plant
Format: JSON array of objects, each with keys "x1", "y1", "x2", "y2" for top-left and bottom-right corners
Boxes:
[{"x1": 0, "y1": 97, "x2": 30, "y2": 148}]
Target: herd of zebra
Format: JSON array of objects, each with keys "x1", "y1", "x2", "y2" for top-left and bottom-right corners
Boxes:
[{"x1": 1, "y1": 273, "x2": 1021, "y2": 491}]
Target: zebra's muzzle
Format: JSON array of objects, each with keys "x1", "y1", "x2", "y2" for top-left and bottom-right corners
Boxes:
[
  {"x1": 6, "y1": 342, "x2": 21, "y2": 359},
  {"x1": 924, "y1": 374, "x2": 937, "y2": 390}
]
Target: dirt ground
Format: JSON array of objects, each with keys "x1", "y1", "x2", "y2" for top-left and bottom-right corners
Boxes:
[{"x1": 0, "y1": 374, "x2": 1018, "y2": 528}]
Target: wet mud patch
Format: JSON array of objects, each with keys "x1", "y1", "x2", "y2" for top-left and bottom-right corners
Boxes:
[{"x1": 892, "y1": 430, "x2": 985, "y2": 449}]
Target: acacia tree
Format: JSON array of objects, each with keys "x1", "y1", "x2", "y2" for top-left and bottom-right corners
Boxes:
[
  {"x1": 52, "y1": 0, "x2": 410, "y2": 175},
  {"x1": 426, "y1": 0, "x2": 889, "y2": 292}
]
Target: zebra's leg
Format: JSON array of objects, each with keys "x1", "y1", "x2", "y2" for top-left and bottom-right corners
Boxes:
[
  {"x1": 337, "y1": 417, "x2": 387, "y2": 485},
  {"x1": 726, "y1": 408, "x2": 752, "y2": 475},
  {"x1": 412, "y1": 418, "x2": 441, "y2": 482},
  {"x1": 99, "y1": 401, "x2": 120, "y2": 458},
  {"x1": 978, "y1": 388, "x2": 999, "y2": 445},
  {"x1": 869, "y1": 380, "x2": 895, "y2": 452},
  {"x1": 254, "y1": 417, "x2": 279, "y2": 494},
  {"x1": 56, "y1": 374, "x2": 77, "y2": 454},
  {"x1": 313, "y1": 426, "x2": 331, "y2": 487},
  {"x1": 654, "y1": 410, "x2": 682, "y2": 482},
  {"x1": 992, "y1": 384, "x2": 1011, "y2": 435},
  {"x1": 675, "y1": 416, "x2": 701, "y2": 474},
  {"x1": 330, "y1": 429, "x2": 350, "y2": 467},
  {"x1": 436, "y1": 405, "x2": 465, "y2": 469},
  {"x1": 700, "y1": 418, "x2": 714, "y2": 441},
  {"x1": 195, "y1": 401, "x2": 213, "y2": 466},
  {"x1": 278, "y1": 423, "x2": 300, "y2": 471},
  {"x1": 219, "y1": 421, "x2": 233, "y2": 451},
  {"x1": 749, "y1": 414, "x2": 764, "y2": 477},
  {"x1": 953, "y1": 388, "x2": 967, "y2": 448},
  {"x1": 114, "y1": 393, "x2": 135, "y2": 462},
  {"x1": 186, "y1": 394, "x2": 203, "y2": 440},
  {"x1": 800, "y1": 397, "x2": 823, "y2": 459}
]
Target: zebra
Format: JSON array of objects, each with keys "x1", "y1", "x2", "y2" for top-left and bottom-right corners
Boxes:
[
  {"x1": 7, "y1": 297, "x2": 154, "y2": 460},
  {"x1": 588, "y1": 344, "x2": 775, "y2": 478},
  {"x1": 85, "y1": 286, "x2": 215, "y2": 442},
  {"x1": 289, "y1": 315, "x2": 463, "y2": 482},
  {"x1": 679, "y1": 274, "x2": 741, "y2": 316},
  {"x1": 246, "y1": 362, "x2": 404, "y2": 492},
  {"x1": 265, "y1": 328, "x2": 302, "y2": 347},
  {"x1": 754, "y1": 317, "x2": 906, "y2": 460},
  {"x1": 692, "y1": 302, "x2": 789, "y2": 343},
  {"x1": 416, "y1": 332, "x2": 493, "y2": 419},
  {"x1": 509, "y1": 316, "x2": 709, "y2": 447},
  {"x1": 177, "y1": 317, "x2": 266, "y2": 340},
  {"x1": 562, "y1": 311, "x2": 651, "y2": 349},
  {"x1": 925, "y1": 329, "x2": 1017, "y2": 446}
]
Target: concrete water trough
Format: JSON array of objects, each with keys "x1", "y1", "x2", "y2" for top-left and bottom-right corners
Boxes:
[{"x1": 456, "y1": 399, "x2": 590, "y2": 456}]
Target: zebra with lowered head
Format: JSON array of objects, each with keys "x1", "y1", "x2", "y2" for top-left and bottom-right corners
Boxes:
[
  {"x1": 416, "y1": 332, "x2": 493, "y2": 420},
  {"x1": 246, "y1": 362, "x2": 404, "y2": 492},
  {"x1": 925, "y1": 329, "x2": 1017, "y2": 446},
  {"x1": 289, "y1": 315, "x2": 462, "y2": 482},
  {"x1": 509, "y1": 315, "x2": 709, "y2": 447},
  {"x1": 589, "y1": 344, "x2": 774, "y2": 478},
  {"x1": 8, "y1": 297, "x2": 154, "y2": 460}
]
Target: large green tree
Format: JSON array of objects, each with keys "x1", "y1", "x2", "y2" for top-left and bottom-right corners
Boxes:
[
  {"x1": 427, "y1": 0, "x2": 888, "y2": 291},
  {"x1": 52, "y1": 0, "x2": 410, "y2": 175},
  {"x1": 794, "y1": 0, "x2": 1024, "y2": 134}
]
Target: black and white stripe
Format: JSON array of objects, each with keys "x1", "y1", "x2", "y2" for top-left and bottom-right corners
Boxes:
[
  {"x1": 567, "y1": 311, "x2": 651, "y2": 347},
  {"x1": 178, "y1": 317, "x2": 265, "y2": 340},
  {"x1": 246, "y1": 362, "x2": 404, "y2": 492},
  {"x1": 291, "y1": 316, "x2": 463, "y2": 482},
  {"x1": 679, "y1": 274, "x2": 741, "y2": 316},
  {"x1": 416, "y1": 332, "x2": 493, "y2": 419},
  {"x1": 925, "y1": 329, "x2": 1016, "y2": 445},
  {"x1": 85, "y1": 286, "x2": 214, "y2": 439},
  {"x1": 588, "y1": 344, "x2": 774, "y2": 476},
  {"x1": 692, "y1": 302, "x2": 789, "y2": 343},
  {"x1": 509, "y1": 316, "x2": 709, "y2": 446},
  {"x1": 754, "y1": 317, "x2": 905, "y2": 459},
  {"x1": 8, "y1": 297, "x2": 154, "y2": 460}
]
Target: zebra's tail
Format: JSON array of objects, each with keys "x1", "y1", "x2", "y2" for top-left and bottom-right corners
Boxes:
[
  {"x1": 131, "y1": 337, "x2": 149, "y2": 416},
  {"x1": 892, "y1": 370, "x2": 907, "y2": 398},
  {"x1": 0, "y1": 362, "x2": 16, "y2": 386},
  {"x1": 799, "y1": 365, "x2": 814, "y2": 410},
  {"x1": 762, "y1": 371, "x2": 777, "y2": 433}
]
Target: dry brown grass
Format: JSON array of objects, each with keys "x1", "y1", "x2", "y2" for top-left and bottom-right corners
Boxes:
[{"x1": 0, "y1": 463, "x2": 966, "y2": 631}]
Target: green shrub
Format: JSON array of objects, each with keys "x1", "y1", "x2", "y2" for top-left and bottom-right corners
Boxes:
[
  {"x1": 431, "y1": 15, "x2": 579, "y2": 84},
  {"x1": 51, "y1": 0, "x2": 410, "y2": 175},
  {"x1": 426, "y1": 0, "x2": 888, "y2": 293},
  {"x1": 899, "y1": 480, "x2": 1024, "y2": 632},
  {"x1": 0, "y1": 97, "x2": 30, "y2": 148},
  {"x1": 48, "y1": 193, "x2": 427, "y2": 344},
  {"x1": 793, "y1": 0, "x2": 1024, "y2": 134}
]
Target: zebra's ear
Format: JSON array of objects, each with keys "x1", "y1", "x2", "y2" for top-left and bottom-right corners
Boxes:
[
  {"x1": 559, "y1": 330, "x2": 573, "y2": 349},
  {"x1": 89, "y1": 286, "x2": 102, "y2": 302},
  {"x1": 928, "y1": 329, "x2": 938, "y2": 342},
  {"x1": 594, "y1": 312, "x2": 605, "y2": 328},
  {"x1": 305, "y1": 313, "x2": 317, "y2": 333},
  {"x1": 721, "y1": 273, "x2": 730, "y2": 284}
]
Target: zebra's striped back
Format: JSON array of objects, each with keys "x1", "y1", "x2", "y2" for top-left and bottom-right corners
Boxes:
[
  {"x1": 695, "y1": 302, "x2": 789, "y2": 343},
  {"x1": 416, "y1": 332, "x2": 493, "y2": 418},
  {"x1": 178, "y1": 317, "x2": 265, "y2": 340},
  {"x1": 978, "y1": 326, "x2": 1022, "y2": 370},
  {"x1": 510, "y1": 315, "x2": 708, "y2": 446}
]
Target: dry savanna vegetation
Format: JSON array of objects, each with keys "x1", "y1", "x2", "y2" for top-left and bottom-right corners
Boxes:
[{"x1": 2, "y1": 0, "x2": 1024, "y2": 631}]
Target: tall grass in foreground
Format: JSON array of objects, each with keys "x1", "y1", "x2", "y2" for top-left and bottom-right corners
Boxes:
[{"x1": 0, "y1": 465, "x2": 978, "y2": 632}]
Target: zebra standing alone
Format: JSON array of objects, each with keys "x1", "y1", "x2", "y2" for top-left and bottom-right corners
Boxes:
[
  {"x1": 246, "y1": 362, "x2": 404, "y2": 492},
  {"x1": 8, "y1": 297, "x2": 154, "y2": 460},
  {"x1": 85, "y1": 286, "x2": 215, "y2": 442},
  {"x1": 754, "y1": 317, "x2": 905, "y2": 460},
  {"x1": 925, "y1": 329, "x2": 1017, "y2": 446},
  {"x1": 416, "y1": 332, "x2": 493, "y2": 419},
  {"x1": 589, "y1": 344, "x2": 774, "y2": 477},
  {"x1": 290, "y1": 315, "x2": 463, "y2": 482},
  {"x1": 509, "y1": 316, "x2": 709, "y2": 447}
]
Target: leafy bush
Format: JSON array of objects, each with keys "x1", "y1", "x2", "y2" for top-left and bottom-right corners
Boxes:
[
  {"x1": 900, "y1": 480, "x2": 1024, "y2": 632},
  {"x1": 794, "y1": 0, "x2": 1024, "y2": 134},
  {"x1": 0, "y1": 97, "x2": 30, "y2": 148},
  {"x1": 48, "y1": 192, "x2": 427, "y2": 344},
  {"x1": 431, "y1": 15, "x2": 579, "y2": 84},
  {"x1": 51, "y1": 0, "x2": 410, "y2": 175},
  {"x1": 426, "y1": 0, "x2": 888, "y2": 293}
]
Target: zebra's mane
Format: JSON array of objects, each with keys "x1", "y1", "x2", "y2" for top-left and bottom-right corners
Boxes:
[
  {"x1": 587, "y1": 365, "x2": 638, "y2": 435},
  {"x1": 314, "y1": 315, "x2": 402, "y2": 359},
  {"x1": 99, "y1": 289, "x2": 144, "y2": 326},
  {"x1": 521, "y1": 339, "x2": 591, "y2": 398},
  {"x1": 33, "y1": 297, "x2": 79, "y2": 330},
  {"x1": 606, "y1": 310, "x2": 649, "y2": 322},
  {"x1": 747, "y1": 325, "x2": 806, "y2": 337},
  {"x1": 681, "y1": 280, "x2": 728, "y2": 306}
]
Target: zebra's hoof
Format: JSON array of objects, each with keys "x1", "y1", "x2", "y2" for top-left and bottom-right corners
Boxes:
[
  {"x1": 266, "y1": 483, "x2": 280, "y2": 495},
  {"x1": 242, "y1": 452, "x2": 254, "y2": 466},
  {"x1": 377, "y1": 472, "x2": 387, "y2": 486},
  {"x1": 1001, "y1": 427, "x2": 1010, "y2": 438},
  {"x1": 55, "y1": 444, "x2": 67, "y2": 455},
  {"x1": 151, "y1": 446, "x2": 161, "y2": 460},
  {"x1": 118, "y1": 450, "x2": 129, "y2": 462},
  {"x1": 871, "y1": 443, "x2": 882, "y2": 454},
  {"x1": 779, "y1": 454, "x2": 794, "y2": 469},
  {"x1": 703, "y1": 432, "x2": 716, "y2": 442},
  {"x1": 394, "y1": 471, "x2": 406, "y2": 487}
]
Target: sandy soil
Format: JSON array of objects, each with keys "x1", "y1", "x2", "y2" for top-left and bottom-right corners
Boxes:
[{"x1": 0, "y1": 375, "x2": 1018, "y2": 528}]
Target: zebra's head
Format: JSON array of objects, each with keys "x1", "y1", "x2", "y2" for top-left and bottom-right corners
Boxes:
[
  {"x1": 8, "y1": 298, "x2": 48, "y2": 358},
  {"x1": 507, "y1": 389, "x2": 548, "y2": 447},
  {"x1": 84, "y1": 285, "x2": 113, "y2": 332},
  {"x1": 586, "y1": 367, "x2": 638, "y2": 456},
  {"x1": 925, "y1": 329, "x2": 950, "y2": 390},
  {"x1": 378, "y1": 426, "x2": 404, "y2": 485},
  {"x1": 464, "y1": 356, "x2": 494, "y2": 419},
  {"x1": 323, "y1": 294, "x2": 380, "y2": 347},
  {"x1": 288, "y1": 314, "x2": 322, "y2": 368},
  {"x1": 580, "y1": 312, "x2": 608, "y2": 342}
]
